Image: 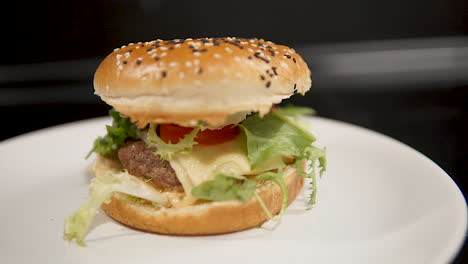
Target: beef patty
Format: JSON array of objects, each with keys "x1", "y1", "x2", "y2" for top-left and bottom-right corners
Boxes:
[{"x1": 118, "y1": 140, "x2": 183, "y2": 191}]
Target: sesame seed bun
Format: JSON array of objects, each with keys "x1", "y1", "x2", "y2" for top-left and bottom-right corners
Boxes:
[
  {"x1": 93, "y1": 37, "x2": 312, "y2": 128},
  {"x1": 100, "y1": 163, "x2": 305, "y2": 235}
]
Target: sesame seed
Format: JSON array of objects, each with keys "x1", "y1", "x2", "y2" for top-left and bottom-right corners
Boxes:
[
  {"x1": 121, "y1": 45, "x2": 127, "y2": 49},
  {"x1": 185, "y1": 61, "x2": 193, "y2": 67},
  {"x1": 248, "y1": 56, "x2": 252, "y2": 59},
  {"x1": 193, "y1": 52, "x2": 201, "y2": 56},
  {"x1": 200, "y1": 48, "x2": 208, "y2": 52},
  {"x1": 204, "y1": 42, "x2": 213, "y2": 47},
  {"x1": 123, "y1": 60, "x2": 127, "y2": 64},
  {"x1": 251, "y1": 44, "x2": 257, "y2": 47},
  {"x1": 179, "y1": 72, "x2": 185, "y2": 79},
  {"x1": 280, "y1": 61, "x2": 289, "y2": 68},
  {"x1": 169, "y1": 62, "x2": 178, "y2": 67},
  {"x1": 175, "y1": 44, "x2": 181, "y2": 48},
  {"x1": 116, "y1": 54, "x2": 122, "y2": 60},
  {"x1": 154, "y1": 72, "x2": 161, "y2": 79},
  {"x1": 136, "y1": 59, "x2": 142, "y2": 65},
  {"x1": 162, "y1": 71, "x2": 167, "y2": 78},
  {"x1": 193, "y1": 59, "x2": 200, "y2": 65},
  {"x1": 284, "y1": 54, "x2": 291, "y2": 59},
  {"x1": 118, "y1": 65, "x2": 123, "y2": 70},
  {"x1": 249, "y1": 39, "x2": 255, "y2": 43},
  {"x1": 293, "y1": 58, "x2": 297, "y2": 63},
  {"x1": 160, "y1": 46, "x2": 168, "y2": 51},
  {"x1": 146, "y1": 47, "x2": 154, "y2": 52},
  {"x1": 248, "y1": 48, "x2": 254, "y2": 52},
  {"x1": 196, "y1": 67, "x2": 203, "y2": 74},
  {"x1": 225, "y1": 47, "x2": 233, "y2": 53},
  {"x1": 113, "y1": 48, "x2": 120, "y2": 52},
  {"x1": 213, "y1": 53, "x2": 221, "y2": 59},
  {"x1": 153, "y1": 56, "x2": 160, "y2": 61},
  {"x1": 234, "y1": 56, "x2": 241, "y2": 62},
  {"x1": 272, "y1": 67, "x2": 278, "y2": 75},
  {"x1": 266, "y1": 81, "x2": 271, "y2": 88},
  {"x1": 260, "y1": 75, "x2": 265, "y2": 80},
  {"x1": 160, "y1": 52, "x2": 167, "y2": 57},
  {"x1": 293, "y1": 83, "x2": 297, "y2": 90}
]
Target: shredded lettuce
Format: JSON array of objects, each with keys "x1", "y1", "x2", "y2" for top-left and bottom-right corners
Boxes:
[
  {"x1": 146, "y1": 124, "x2": 201, "y2": 160},
  {"x1": 64, "y1": 170, "x2": 167, "y2": 246},
  {"x1": 86, "y1": 109, "x2": 139, "y2": 158}
]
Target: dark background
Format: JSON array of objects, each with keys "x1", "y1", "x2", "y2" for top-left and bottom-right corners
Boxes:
[{"x1": 1, "y1": 0, "x2": 466, "y2": 261}]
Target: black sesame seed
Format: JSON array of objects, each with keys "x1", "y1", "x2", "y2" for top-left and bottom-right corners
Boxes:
[
  {"x1": 200, "y1": 48, "x2": 208, "y2": 52},
  {"x1": 248, "y1": 56, "x2": 252, "y2": 59},
  {"x1": 293, "y1": 58, "x2": 297, "y2": 63},
  {"x1": 167, "y1": 40, "x2": 177, "y2": 44},
  {"x1": 258, "y1": 43, "x2": 264, "y2": 47},
  {"x1": 153, "y1": 43, "x2": 161, "y2": 48},
  {"x1": 260, "y1": 75, "x2": 265, "y2": 80},
  {"x1": 254, "y1": 52, "x2": 270, "y2": 63},
  {"x1": 123, "y1": 60, "x2": 128, "y2": 64},
  {"x1": 266, "y1": 81, "x2": 271, "y2": 88},
  {"x1": 169, "y1": 46, "x2": 175, "y2": 50},
  {"x1": 136, "y1": 59, "x2": 142, "y2": 65},
  {"x1": 127, "y1": 49, "x2": 133, "y2": 53},
  {"x1": 146, "y1": 47, "x2": 154, "y2": 52},
  {"x1": 272, "y1": 67, "x2": 278, "y2": 75},
  {"x1": 284, "y1": 54, "x2": 291, "y2": 59},
  {"x1": 197, "y1": 67, "x2": 203, "y2": 74},
  {"x1": 140, "y1": 44, "x2": 144, "y2": 47},
  {"x1": 213, "y1": 39, "x2": 220, "y2": 46},
  {"x1": 201, "y1": 39, "x2": 210, "y2": 44},
  {"x1": 293, "y1": 83, "x2": 297, "y2": 91},
  {"x1": 268, "y1": 50, "x2": 275, "y2": 56},
  {"x1": 153, "y1": 56, "x2": 160, "y2": 61},
  {"x1": 266, "y1": 45, "x2": 272, "y2": 49},
  {"x1": 162, "y1": 71, "x2": 167, "y2": 78}
]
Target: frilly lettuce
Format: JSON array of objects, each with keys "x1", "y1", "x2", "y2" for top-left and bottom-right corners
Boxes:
[
  {"x1": 86, "y1": 109, "x2": 138, "y2": 158},
  {"x1": 146, "y1": 124, "x2": 201, "y2": 160},
  {"x1": 64, "y1": 170, "x2": 166, "y2": 246}
]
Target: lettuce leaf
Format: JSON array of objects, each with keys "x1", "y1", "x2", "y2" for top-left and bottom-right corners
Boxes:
[
  {"x1": 192, "y1": 169, "x2": 287, "y2": 221},
  {"x1": 64, "y1": 170, "x2": 167, "y2": 246},
  {"x1": 146, "y1": 124, "x2": 201, "y2": 160},
  {"x1": 239, "y1": 111, "x2": 316, "y2": 169},
  {"x1": 191, "y1": 174, "x2": 257, "y2": 202},
  {"x1": 275, "y1": 105, "x2": 316, "y2": 117},
  {"x1": 296, "y1": 145, "x2": 327, "y2": 205},
  {"x1": 86, "y1": 109, "x2": 139, "y2": 158},
  {"x1": 240, "y1": 108, "x2": 327, "y2": 205}
]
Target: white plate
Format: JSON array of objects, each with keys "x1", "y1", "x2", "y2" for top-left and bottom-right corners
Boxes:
[{"x1": 0, "y1": 117, "x2": 466, "y2": 264}]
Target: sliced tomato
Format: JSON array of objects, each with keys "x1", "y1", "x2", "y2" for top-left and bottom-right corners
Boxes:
[{"x1": 159, "y1": 124, "x2": 240, "y2": 146}]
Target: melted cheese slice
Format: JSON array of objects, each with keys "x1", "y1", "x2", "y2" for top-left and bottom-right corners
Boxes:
[{"x1": 169, "y1": 136, "x2": 283, "y2": 204}]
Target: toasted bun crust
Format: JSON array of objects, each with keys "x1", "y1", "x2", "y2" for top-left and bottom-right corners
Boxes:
[
  {"x1": 101, "y1": 167, "x2": 304, "y2": 235},
  {"x1": 94, "y1": 37, "x2": 312, "y2": 128}
]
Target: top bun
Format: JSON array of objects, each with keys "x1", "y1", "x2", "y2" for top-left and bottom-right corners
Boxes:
[{"x1": 94, "y1": 37, "x2": 312, "y2": 128}]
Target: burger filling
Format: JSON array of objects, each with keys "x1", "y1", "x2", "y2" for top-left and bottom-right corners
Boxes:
[{"x1": 65, "y1": 106, "x2": 326, "y2": 245}]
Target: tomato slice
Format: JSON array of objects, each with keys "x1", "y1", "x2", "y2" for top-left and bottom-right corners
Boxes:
[{"x1": 159, "y1": 124, "x2": 240, "y2": 146}]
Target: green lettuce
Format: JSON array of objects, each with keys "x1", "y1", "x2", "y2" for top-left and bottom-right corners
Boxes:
[
  {"x1": 192, "y1": 169, "x2": 287, "y2": 221},
  {"x1": 191, "y1": 174, "x2": 257, "y2": 202},
  {"x1": 86, "y1": 109, "x2": 138, "y2": 158},
  {"x1": 275, "y1": 105, "x2": 316, "y2": 117},
  {"x1": 239, "y1": 111, "x2": 316, "y2": 169},
  {"x1": 64, "y1": 170, "x2": 166, "y2": 246},
  {"x1": 146, "y1": 124, "x2": 201, "y2": 160},
  {"x1": 239, "y1": 107, "x2": 326, "y2": 205}
]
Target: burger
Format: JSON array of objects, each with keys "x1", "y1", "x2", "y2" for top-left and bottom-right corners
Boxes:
[{"x1": 64, "y1": 37, "x2": 326, "y2": 246}]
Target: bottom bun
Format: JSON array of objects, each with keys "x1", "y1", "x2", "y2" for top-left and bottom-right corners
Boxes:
[{"x1": 101, "y1": 167, "x2": 304, "y2": 235}]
